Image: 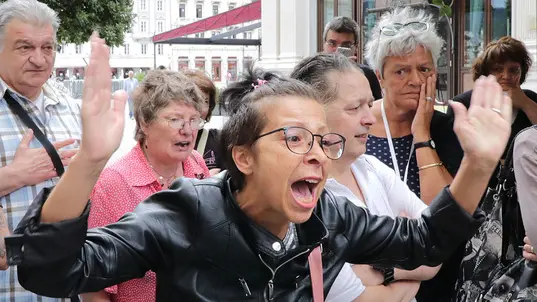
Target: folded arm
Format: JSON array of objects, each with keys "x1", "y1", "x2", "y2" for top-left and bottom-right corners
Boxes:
[{"x1": 341, "y1": 157, "x2": 491, "y2": 269}]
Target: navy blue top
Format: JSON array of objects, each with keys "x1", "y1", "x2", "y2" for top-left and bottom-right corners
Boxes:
[{"x1": 366, "y1": 134, "x2": 421, "y2": 197}]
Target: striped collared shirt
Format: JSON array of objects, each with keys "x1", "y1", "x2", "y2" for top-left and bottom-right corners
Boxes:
[{"x1": 0, "y1": 78, "x2": 81, "y2": 302}]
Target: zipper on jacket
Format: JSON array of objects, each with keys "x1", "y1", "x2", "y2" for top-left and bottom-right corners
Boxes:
[
  {"x1": 258, "y1": 248, "x2": 311, "y2": 301},
  {"x1": 204, "y1": 258, "x2": 252, "y2": 297},
  {"x1": 239, "y1": 278, "x2": 252, "y2": 297}
]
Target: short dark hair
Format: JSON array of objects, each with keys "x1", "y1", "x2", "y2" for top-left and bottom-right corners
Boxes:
[
  {"x1": 290, "y1": 52, "x2": 363, "y2": 104},
  {"x1": 472, "y1": 36, "x2": 533, "y2": 84},
  {"x1": 323, "y1": 16, "x2": 360, "y2": 45},
  {"x1": 182, "y1": 69, "x2": 217, "y2": 121},
  {"x1": 219, "y1": 67, "x2": 319, "y2": 190}
]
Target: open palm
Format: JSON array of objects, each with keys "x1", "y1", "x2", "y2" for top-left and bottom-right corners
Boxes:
[
  {"x1": 80, "y1": 33, "x2": 127, "y2": 164},
  {"x1": 451, "y1": 76, "x2": 512, "y2": 168}
]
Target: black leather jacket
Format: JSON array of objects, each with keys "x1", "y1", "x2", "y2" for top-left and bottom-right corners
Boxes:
[{"x1": 6, "y1": 172, "x2": 484, "y2": 301}]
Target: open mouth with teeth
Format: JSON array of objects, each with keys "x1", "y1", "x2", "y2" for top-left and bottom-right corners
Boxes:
[
  {"x1": 174, "y1": 141, "x2": 190, "y2": 147},
  {"x1": 290, "y1": 178, "x2": 320, "y2": 209}
]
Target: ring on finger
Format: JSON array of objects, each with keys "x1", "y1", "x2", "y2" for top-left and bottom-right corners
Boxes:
[
  {"x1": 531, "y1": 246, "x2": 535, "y2": 254},
  {"x1": 491, "y1": 108, "x2": 502, "y2": 115},
  {"x1": 425, "y1": 96, "x2": 433, "y2": 102}
]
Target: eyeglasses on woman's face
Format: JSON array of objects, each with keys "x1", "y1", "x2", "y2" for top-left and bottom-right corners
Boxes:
[
  {"x1": 161, "y1": 117, "x2": 206, "y2": 130},
  {"x1": 254, "y1": 126, "x2": 346, "y2": 160}
]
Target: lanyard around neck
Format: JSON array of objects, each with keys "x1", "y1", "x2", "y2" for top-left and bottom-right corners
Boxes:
[{"x1": 380, "y1": 100, "x2": 414, "y2": 184}]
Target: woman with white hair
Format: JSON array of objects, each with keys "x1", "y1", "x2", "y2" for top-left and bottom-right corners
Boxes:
[{"x1": 364, "y1": 7, "x2": 464, "y2": 302}]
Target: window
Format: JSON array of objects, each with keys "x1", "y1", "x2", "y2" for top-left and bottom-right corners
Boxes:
[
  {"x1": 211, "y1": 31, "x2": 220, "y2": 37},
  {"x1": 227, "y1": 57, "x2": 237, "y2": 82},
  {"x1": 195, "y1": 32, "x2": 205, "y2": 38},
  {"x1": 140, "y1": 20, "x2": 147, "y2": 32},
  {"x1": 140, "y1": 0, "x2": 146, "y2": 10},
  {"x1": 229, "y1": 3, "x2": 235, "y2": 10},
  {"x1": 243, "y1": 56, "x2": 253, "y2": 72},
  {"x1": 157, "y1": 21, "x2": 164, "y2": 33},
  {"x1": 141, "y1": 44, "x2": 147, "y2": 55},
  {"x1": 157, "y1": 44, "x2": 163, "y2": 55},
  {"x1": 212, "y1": 57, "x2": 221, "y2": 81},
  {"x1": 195, "y1": 56, "x2": 205, "y2": 71},
  {"x1": 75, "y1": 44, "x2": 82, "y2": 54},
  {"x1": 157, "y1": 0, "x2": 163, "y2": 11},
  {"x1": 59, "y1": 44, "x2": 65, "y2": 54},
  {"x1": 178, "y1": 56, "x2": 189, "y2": 71},
  {"x1": 212, "y1": 4, "x2": 219, "y2": 15},
  {"x1": 124, "y1": 44, "x2": 130, "y2": 55},
  {"x1": 179, "y1": 3, "x2": 186, "y2": 18},
  {"x1": 196, "y1": 4, "x2": 203, "y2": 18},
  {"x1": 110, "y1": 47, "x2": 114, "y2": 55}
]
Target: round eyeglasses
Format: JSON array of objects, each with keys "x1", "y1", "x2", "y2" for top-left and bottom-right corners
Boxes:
[
  {"x1": 254, "y1": 126, "x2": 346, "y2": 160},
  {"x1": 161, "y1": 118, "x2": 206, "y2": 130},
  {"x1": 380, "y1": 21, "x2": 429, "y2": 36}
]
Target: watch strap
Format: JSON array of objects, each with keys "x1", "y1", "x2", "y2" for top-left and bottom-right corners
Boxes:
[{"x1": 414, "y1": 139, "x2": 434, "y2": 149}]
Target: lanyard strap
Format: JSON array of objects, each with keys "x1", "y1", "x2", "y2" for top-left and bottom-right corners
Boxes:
[{"x1": 380, "y1": 100, "x2": 414, "y2": 184}]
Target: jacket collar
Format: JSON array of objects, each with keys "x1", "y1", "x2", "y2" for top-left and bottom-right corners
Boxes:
[{"x1": 222, "y1": 173, "x2": 329, "y2": 259}]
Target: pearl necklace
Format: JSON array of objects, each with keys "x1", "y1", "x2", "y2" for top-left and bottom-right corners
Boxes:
[
  {"x1": 144, "y1": 150, "x2": 179, "y2": 188},
  {"x1": 148, "y1": 163, "x2": 177, "y2": 188}
]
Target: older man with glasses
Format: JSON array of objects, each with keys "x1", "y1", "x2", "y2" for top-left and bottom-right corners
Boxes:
[{"x1": 322, "y1": 16, "x2": 383, "y2": 100}]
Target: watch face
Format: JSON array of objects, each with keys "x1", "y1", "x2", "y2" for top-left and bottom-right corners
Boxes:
[{"x1": 430, "y1": 140, "x2": 436, "y2": 149}]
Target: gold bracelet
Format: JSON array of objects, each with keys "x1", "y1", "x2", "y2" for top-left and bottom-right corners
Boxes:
[{"x1": 419, "y1": 162, "x2": 443, "y2": 171}]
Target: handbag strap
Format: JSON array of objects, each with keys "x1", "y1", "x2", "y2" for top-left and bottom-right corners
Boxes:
[
  {"x1": 196, "y1": 128, "x2": 209, "y2": 155},
  {"x1": 308, "y1": 245, "x2": 324, "y2": 302},
  {"x1": 3, "y1": 92, "x2": 65, "y2": 176},
  {"x1": 500, "y1": 126, "x2": 536, "y2": 262}
]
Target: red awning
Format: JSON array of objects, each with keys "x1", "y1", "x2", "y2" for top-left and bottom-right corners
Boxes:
[{"x1": 152, "y1": 0, "x2": 261, "y2": 43}]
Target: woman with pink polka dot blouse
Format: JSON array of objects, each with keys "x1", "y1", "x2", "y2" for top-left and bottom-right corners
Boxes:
[{"x1": 81, "y1": 70, "x2": 210, "y2": 302}]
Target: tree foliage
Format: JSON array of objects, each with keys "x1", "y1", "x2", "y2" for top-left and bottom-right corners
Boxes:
[{"x1": 41, "y1": 0, "x2": 134, "y2": 47}]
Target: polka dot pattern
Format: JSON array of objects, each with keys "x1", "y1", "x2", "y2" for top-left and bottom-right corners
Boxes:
[
  {"x1": 366, "y1": 134, "x2": 421, "y2": 197},
  {"x1": 88, "y1": 143, "x2": 210, "y2": 302}
]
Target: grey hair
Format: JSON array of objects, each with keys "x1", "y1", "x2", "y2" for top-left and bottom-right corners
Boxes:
[
  {"x1": 323, "y1": 16, "x2": 360, "y2": 45},
  {"x1": 0, "y1": 0, "x2": 60, "y2": 49},
  {"x1": 290, "y1": 52, "x2": 363, "y2": 104},
  {"x1": 364, "y1": 7, "x2": 444, "y2": 73}
]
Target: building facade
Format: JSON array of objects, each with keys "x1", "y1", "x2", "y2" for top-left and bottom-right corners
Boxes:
[
  {"x1": 54, "y1": 0, "x2": 260, "y2": 87},
  {"x1": 260, "y1": 0, "x2": 537, "y2": 99}
]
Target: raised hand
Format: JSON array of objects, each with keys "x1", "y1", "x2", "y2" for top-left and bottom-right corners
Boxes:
[
  {"x1": 79, "y1": 32, "x2": 127, "y2": 165},
  {"x1": 450, "y1": 75, "x2": 512, "y2": 168}
]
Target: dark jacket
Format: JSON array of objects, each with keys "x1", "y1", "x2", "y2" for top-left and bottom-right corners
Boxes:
[
  {"x1": 6, "y1": 172, "x2": 484, "y2": 301},
  {"x1": 448, "y1": 89, "x2": 537, "y2": 161}
]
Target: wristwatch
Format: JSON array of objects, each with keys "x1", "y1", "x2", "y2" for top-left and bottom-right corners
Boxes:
[
  {"x1": 414, "y1": 139, "x2": 436, "y2": 150},
  {"x1": 372, "y1": 266, "x2": 395, "y2": 285}
]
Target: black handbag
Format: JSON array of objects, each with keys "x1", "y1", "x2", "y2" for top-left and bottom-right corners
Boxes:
[{"x1": 454, "y1": 126, "x2": 537, "y2": 302}]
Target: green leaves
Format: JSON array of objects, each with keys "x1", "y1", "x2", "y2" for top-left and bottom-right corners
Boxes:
[
  {"x1": 45, "y1": 0, "x2": 134, "y2": 46},
  {"x1": 432, "y1": 0, "x2": 453, "y2": 18}
]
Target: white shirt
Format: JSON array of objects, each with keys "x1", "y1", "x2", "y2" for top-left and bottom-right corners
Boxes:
[{"x1": 325, "y1": 155, "x2": 427, "y2": 302}]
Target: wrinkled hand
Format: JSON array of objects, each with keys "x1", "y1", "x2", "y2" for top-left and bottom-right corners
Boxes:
[
  {"x1": 522, "y1": 236, "x2": 537, "y2": 262},
  {"x1": 450, "y1": 75, "x2": 512, "y2": 169},
  {"x1": 351, "y1": 264, "x2": 384, "y2": 286},
  {"x1": 12, "y1": 129, "x2": 77, "y2": 186},
  {"x1": 78, "y1": 32, "x2": 127, "y2": 165},
  {"x1": 411, "y1": 75, "x2": 436, "y2": 141}
]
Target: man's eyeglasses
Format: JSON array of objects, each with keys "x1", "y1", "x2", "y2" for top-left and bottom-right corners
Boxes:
[
  {"x1": 161, "y1": 117, "x2": 206, "y2": 130},
  {"x1": 325, "y1": 40, "x2": 355, "y2": 49},
  {"x1": 380, "y1": 21, "x2": 429, "y2": 37},
  {"x1": 254, "y1": 126, "x2": 346, "y2": 160}
]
